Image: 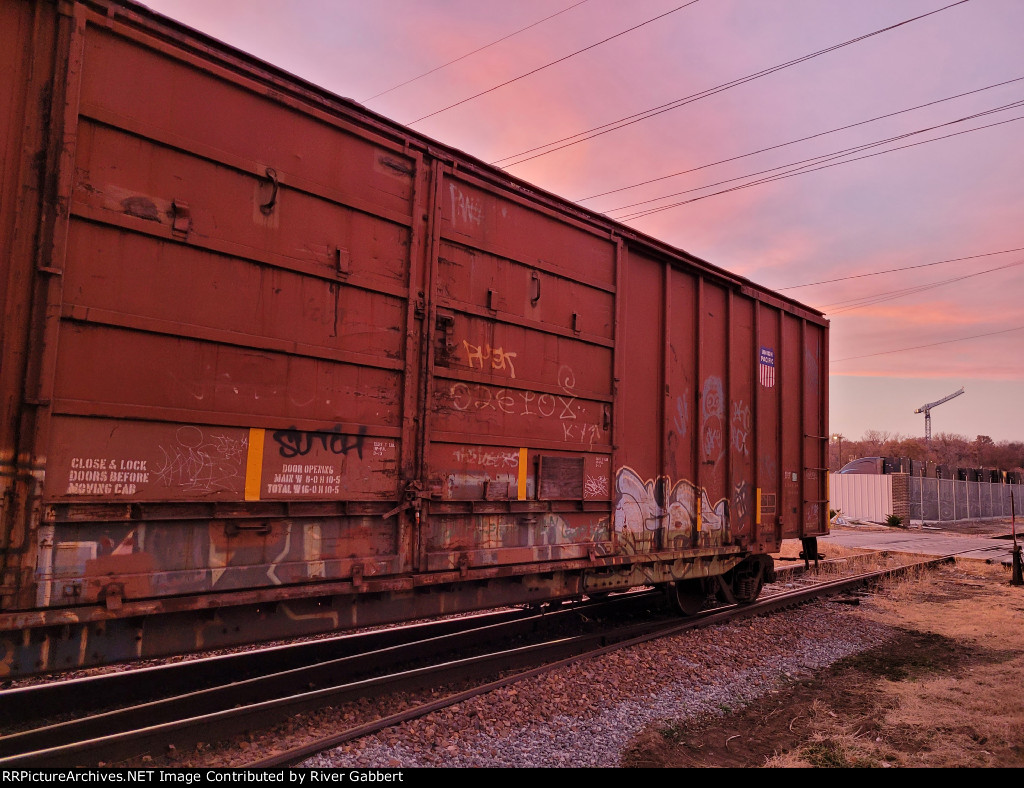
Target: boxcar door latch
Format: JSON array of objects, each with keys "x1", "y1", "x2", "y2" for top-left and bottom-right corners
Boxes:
[
  {"x1": 383, "y1": 480, "x2": 424, "y2": 519},
  {"x1": 171, "y1": 200, "x2": 191, "y2": 239}
]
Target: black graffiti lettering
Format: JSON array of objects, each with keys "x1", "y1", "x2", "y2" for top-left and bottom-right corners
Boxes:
[{"x1": 272, "y1": 426, "x2": 368, "y2": 459}]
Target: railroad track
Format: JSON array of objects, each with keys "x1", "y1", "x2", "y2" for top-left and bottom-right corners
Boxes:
[
  {"x1": 0, "y1": 605, "x2": 542, "y2": 728},
  {"x1": 0, "y1": 553, "x2": 950, "y2": 768},
  {"x1": 0, "y1": 592, "x2": 666, "y2": 766}
]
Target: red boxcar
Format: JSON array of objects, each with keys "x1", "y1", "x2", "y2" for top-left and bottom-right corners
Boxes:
[{"x1": 0, "y1": 0, "x2": 828, "y2": 677}]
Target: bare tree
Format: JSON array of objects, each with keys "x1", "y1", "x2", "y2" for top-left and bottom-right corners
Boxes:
[
  {"x1": 860, "y1": 429, "x2": 892, "y2": 456},
  {"x1": 830, "y1": 431, "x2": 1022, "y2": 474},
  {"x1": 931, "y1": 433, "x2": 971, "y2": 470}
]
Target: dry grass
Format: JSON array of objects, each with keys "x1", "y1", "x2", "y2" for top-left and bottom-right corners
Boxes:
[
  {"x1": 624, "y1": 527, "x2": 1024, "y2": 769},
  {"x1": 764, "y1": 559, "x2": 1024, "y2": 768}
]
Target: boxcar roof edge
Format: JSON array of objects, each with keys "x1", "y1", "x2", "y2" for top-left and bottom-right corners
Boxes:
[{"x1": 93, "y1": 0, "x2": 826, "y2": 325}]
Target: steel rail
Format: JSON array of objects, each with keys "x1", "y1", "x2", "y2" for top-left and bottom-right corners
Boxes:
[
  {"x1": 0, "y1": 589, "x2": 669, "y2": 728},
  {"x1": 0, "y1": 555, "x2": 943, "y2": 768},
  {"x1": 0, "y1": 592, "x2": 664, "y2": 765},
  {"x1": 0, "y1": 618, "x2": 672, "y2": 767},
  {"x1": 248, "y1": 553, "x2": 953, "y2": 768},
  {"x1": 0, "y1": 606, "x2": 535, "y2": 725}
]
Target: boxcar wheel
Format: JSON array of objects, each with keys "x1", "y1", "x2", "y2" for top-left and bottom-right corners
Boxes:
[
  {"x1": 718, "y1": 556, "x2": 769, "y2": 604},
  {"x1": 731, "y1": 572, "x2": 764, "y2": 604},
  {"x1": 666, "y1": 579, "x2": 707, "y2": 616}
]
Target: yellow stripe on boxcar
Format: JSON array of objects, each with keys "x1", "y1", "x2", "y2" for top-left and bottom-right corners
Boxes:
[{"x1": 244, "y1": 428, "x2": 266, "y2": 501}]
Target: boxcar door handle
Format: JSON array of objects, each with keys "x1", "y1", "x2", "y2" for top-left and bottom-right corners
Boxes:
[
  {"x1": 260, "y1": 167, "x2": 279, "y2": 215},
  {"x1": 530, "y1": 271, "x2": 541, "y2": 305}
]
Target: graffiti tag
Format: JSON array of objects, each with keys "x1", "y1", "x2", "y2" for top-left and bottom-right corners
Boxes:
[
  {"x1": 271, "y1": 426, "x2": 368, "y2": 459},
  {"x1": 463, "y1": 340, "x2": 518, "y2": 378}
]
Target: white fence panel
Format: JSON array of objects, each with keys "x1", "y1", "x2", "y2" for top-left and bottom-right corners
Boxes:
[{"x1": 829, "y1": 473, "x2": 893, "y2": 523}]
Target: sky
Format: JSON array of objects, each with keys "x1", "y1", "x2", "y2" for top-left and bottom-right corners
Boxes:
[{"x1": 140, "y1": 0, "x2": 1024, "y2": 443}]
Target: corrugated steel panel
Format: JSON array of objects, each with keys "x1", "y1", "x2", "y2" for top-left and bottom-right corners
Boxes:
[{"x1": 829, "y1": 473, "x2": 893, "y2": 523}]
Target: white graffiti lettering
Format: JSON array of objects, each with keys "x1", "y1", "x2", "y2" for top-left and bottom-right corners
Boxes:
[
  {"x1": 584, "y1": 474, "x2": 609, "y2": 498},
  {"x1": 613, "y1": 467, "x2": 728, "y2": 552},
  {"x1": 701, "y1": 376, "x2": 725, "y2": 464},
  {"x1": 452, "y1": 447, "x2": 519, "y2": 468},
  {"x1": 449, "y1": 183, "x2": 484, "y2": 226},
  {"x1": 446, "y1": 364, "x2": 597, "y2": 447},
  {"x1": 562, "y1": 422, "x2": 602, "y2": 448},
  {"x1": 154, "y1": 426, "x2": 246, "y2": 493},
  {"x1": 673, "y1": 395, "x2": 689, "y2": 436},
  {"x1": 731, "y1": 400, "x2": 751, "y2": 456},
  {"x1": 702, "y1": 376, "x2": 724, "y2": 420}
]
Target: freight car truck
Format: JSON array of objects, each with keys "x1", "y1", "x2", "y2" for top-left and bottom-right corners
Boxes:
[{"x1": 0, "y1": 0, "x2": 829, "y2": 678}]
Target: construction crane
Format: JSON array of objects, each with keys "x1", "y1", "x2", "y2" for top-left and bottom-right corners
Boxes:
[{"x1": 914, "y1": 387, "x2": 965, "y2": 442}]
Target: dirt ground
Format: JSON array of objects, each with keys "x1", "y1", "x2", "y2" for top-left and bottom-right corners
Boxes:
[{"x1": 621, "y1": 521, "x2": 1024, "y2": 768}]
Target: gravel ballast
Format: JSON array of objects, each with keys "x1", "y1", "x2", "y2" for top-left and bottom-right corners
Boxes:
[{"x1": 303, "y1": 602, "x2": 893, "y2": 768}]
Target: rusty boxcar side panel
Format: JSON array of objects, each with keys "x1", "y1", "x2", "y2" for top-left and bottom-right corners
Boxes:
[
  {"x1": 1, "y1": 0, "x2": 76, "y2": 618},
  {"x1": 610, "y1": 248, "x2": 828, "y2": 568},
  {"x1": 9, "y1": 3, "x2": 423, "y2": 614},
  {"x1": 0, "y1": 0, "x2": 827, "y2": 677},
  {"x1": 423, "y1": 170, "x2": 616, "y2": 572}
]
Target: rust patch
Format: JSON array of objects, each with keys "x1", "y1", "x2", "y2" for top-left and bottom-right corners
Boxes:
[
  {"x1": 121, "y1": 196, "x2": 160, "y2": 221},
  {"x1": 84, "y1": 552, "x2": 156, "y2": 600},
  {"x1": 378, "y1": 155, "x2": 414, "y2": 177}
]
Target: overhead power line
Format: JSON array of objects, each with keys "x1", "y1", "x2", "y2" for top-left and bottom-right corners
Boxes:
[
  {"x1": 606, "y1": 98, "x2": 1024, "y2": 216},
  {"x1": 407, "y1": 0, "x2": 703, "y2": 125},
  {"x1": 362, "y1": 0, "x2": 591, "y2": 102},
  {"x1": 613, "y1": 110, "x2": 1024, "y2": 221},
  {"x1": 489, "y1": 0, "x2": 972, "y2": 168},
  {"x1": 820, "y1": 258, "x2": 1024, "y2": 314},
  {"x1": 776, "y1": 246, "x2": 1024, "y2": 290},
  {"x1": 576, "y1": 75, "x2": 1024, "y2": 203},
  {"x1": 830, "y1": 325, "x2": 1024, "y2": 363}
]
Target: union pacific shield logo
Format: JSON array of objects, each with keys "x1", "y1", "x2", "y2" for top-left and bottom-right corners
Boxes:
[{"x1": 759, "y1": 347, "x2": 775, "y2": 388}]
